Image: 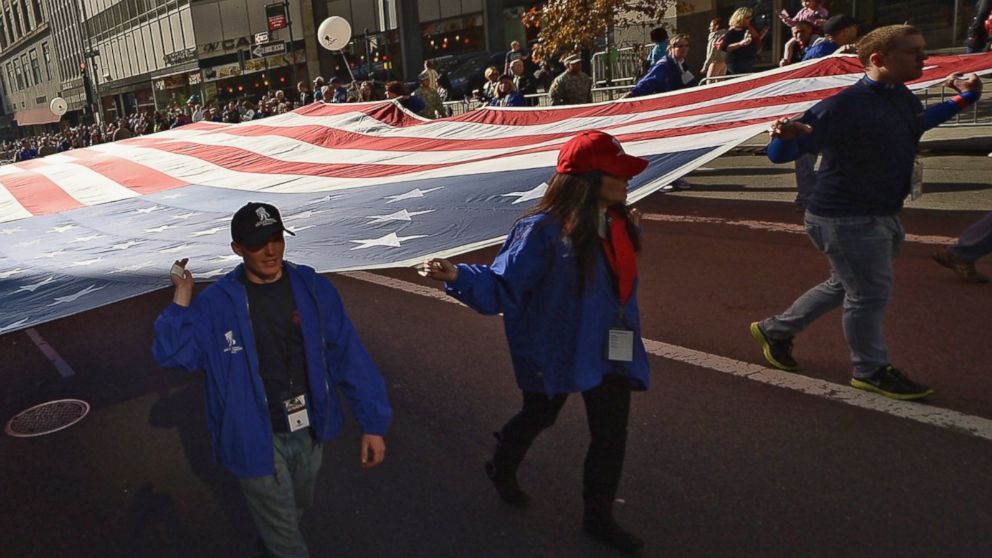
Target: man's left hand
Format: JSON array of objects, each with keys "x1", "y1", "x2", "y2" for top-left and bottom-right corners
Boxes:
[
  {"x1": 945, "y1": 73, "x2": 983, "y2": 95},
  {"x1": 360, "y1": 434, "x2": 386, "y2": 468}
]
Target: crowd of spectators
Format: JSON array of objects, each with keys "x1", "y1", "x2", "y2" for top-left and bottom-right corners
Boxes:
[{"x1": 11, "y1": 6, "x2": 977, "y2": 166}]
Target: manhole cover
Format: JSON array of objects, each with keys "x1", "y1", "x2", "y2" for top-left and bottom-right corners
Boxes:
[{"x1": 5, "y1": 399, "x2": 90, "y2": 438}]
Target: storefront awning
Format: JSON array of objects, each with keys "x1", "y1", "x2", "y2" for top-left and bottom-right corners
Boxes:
[{"x1": 14, "y1": 106, "x2": 61, "y2": 126}]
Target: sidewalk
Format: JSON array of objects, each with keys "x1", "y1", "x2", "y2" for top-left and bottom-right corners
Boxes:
[
  {"x1": 732, "y1": 124, "x2": 992, "y2": 155},
  {"x1": 683, "y1": 125, "x2": 992, "y2": 212}
]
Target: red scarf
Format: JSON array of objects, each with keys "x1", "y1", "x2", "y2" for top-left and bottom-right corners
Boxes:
[{"x1": 600, "y1": 209, "x2": 638, "y2": 305}]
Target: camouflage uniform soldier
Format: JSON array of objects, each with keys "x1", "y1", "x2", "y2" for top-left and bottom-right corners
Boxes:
[{"x1": 548, "y1": 55, "x2": 593, "y2": 106}]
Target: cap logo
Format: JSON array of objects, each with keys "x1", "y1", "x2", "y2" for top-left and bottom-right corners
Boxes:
[
  {"x1": 611, "y1": 137, "x2": 624, "y2": 153},
  {"x1": 255, "y1": 207, "x2": 277, "y2": 228}
]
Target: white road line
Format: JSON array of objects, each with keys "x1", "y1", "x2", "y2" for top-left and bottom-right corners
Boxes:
[
  {"x1": 24, "y1": 328, "x2": 76, "y2": 378},
  {"x1": 641, "y1": 213, "x2": 956, "y2": 245},
  {"x1": 338, "y1": 271, "x2": 992, "y2": 442}
]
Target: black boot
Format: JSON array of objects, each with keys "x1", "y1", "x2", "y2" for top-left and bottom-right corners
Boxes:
[
  {"x1": 582, "y1": 496, "x2": 643, "y2": 555},
  {"x1": 485, "y1": 432, "x2": 531, "y2": 508}
]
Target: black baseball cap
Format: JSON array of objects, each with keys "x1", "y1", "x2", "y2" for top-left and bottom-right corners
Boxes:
[
  {"x1": 230, "y1": 202, "x2": 295, "y2": 246},
  {"x1": 823, "y1": 14, "x2": 858, "y2": 35}
]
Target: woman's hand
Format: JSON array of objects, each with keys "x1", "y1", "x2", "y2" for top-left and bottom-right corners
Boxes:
[
  {"x1": 629, "y1": 207, "x2": 642, "y2": 228},
  {"x1": 418, "y1": 258, "x2": 458, "y2": 282}
]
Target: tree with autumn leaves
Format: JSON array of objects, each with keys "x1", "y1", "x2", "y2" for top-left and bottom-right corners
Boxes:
[{"x1": 521, "y1": 0, "x2": 688, "y2": 57}]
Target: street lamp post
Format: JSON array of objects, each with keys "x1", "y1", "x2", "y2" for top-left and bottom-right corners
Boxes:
[
  {"x1": 74, "y1": 0, "x2": 104, "y2": 125},
  {"x1": 283, "y1": 0, "x2": 298, "y2": 90},
  {"x1": 364, "y1": 28, "x2": 373, "y2": 80}
]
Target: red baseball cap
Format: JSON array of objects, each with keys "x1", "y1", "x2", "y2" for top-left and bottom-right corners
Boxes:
[{"x1": 556, "y1": 130, "x2": 649, "y2": 178}]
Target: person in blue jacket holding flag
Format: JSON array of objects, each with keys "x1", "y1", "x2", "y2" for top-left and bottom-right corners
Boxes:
[
  {"x1": 422, "y1": 130, "x2": 650, "y2": 555},
  {"x1": 153, "y1": 202, "x2": 392, "y2": 558}
]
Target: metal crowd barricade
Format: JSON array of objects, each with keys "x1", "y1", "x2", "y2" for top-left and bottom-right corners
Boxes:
[
  {"x1": 697, "y1": 74, "x2": 738, "y2": 87},
  {"x1": 441, "y1": 74, "x2": 990, "y2": 131},
  {"x1": 591, "y1": 47, "x2": 642, "y2": 87},
  {"x1": 914, "y1": 81, "x2": 991, "y2": 127}
]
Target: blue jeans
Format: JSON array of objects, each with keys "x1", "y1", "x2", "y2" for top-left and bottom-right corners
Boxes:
[
  {"x1": 240, "y1": 429, "x2": 323, "y2": 558},
  {"x1": 761, "y1": 213, "x2": 904, "y2": 378}
]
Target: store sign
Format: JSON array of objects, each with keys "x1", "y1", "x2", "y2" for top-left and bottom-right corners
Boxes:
[
  {"x1": 252, "y1": 42, "x2": 286, "y2": 57},
  {"x1": 266, "y1": 3, "x2": 287, "y2": 31},
  {"x1": 164, "y1": 48, "x2": 197, "y2": 66},
  {"x1": 199, "y1": 36, "x2": 253, "y2": 56},
  {"x1": 203, "y1": 62, "x2": 242, "y2": 82}
]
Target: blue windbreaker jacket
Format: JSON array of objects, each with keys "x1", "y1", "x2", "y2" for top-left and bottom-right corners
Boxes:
[
  {"x1": 152, "y1": 262, "x2": 392, "y2": 478},
  {"x1": 445, "y1": 214, "x2": 650, "y2": 395}
]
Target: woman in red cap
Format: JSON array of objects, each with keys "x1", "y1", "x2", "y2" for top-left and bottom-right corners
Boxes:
[{"x1": 421, "y1": 130, "x2": 650, "y2": 554}]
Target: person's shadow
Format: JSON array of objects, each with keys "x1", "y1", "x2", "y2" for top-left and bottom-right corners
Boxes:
[{"x1": 123, "y1": 381, "x2": 256, "y2": 557}]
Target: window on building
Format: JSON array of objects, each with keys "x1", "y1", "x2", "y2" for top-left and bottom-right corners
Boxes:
[
  {"x1": 30, "y1": 48, "x2": 41, "y2": 84},
  {"x1": 10, "y1": 6, "x2": 22, "y2": 38},
  {"x1": 421, "y1": 13, "x2": 485, "y2": 58},
  {"x1": 5, "y1": 63, "x2": 13, "y2": 92},
  {"x1": 14, "y1": 59, "x2": 23, "y2": 89},
  {"x1": 0, "y1": 70, "x2": 7, "y2": 95},
  {"x1": 31, "y1": 0, "x2": 42, "y2": 25},
  {"x1": 19, "y1": 0, "x2": 31, "y2": 30},
  {"x1": 42, "y1": 42, "x2": 51, "y2": 80},
  {"x1": 20, "y1": 53, "x2": 29, "y2": 86},
  {"x1": 0, "y1": 17, "x2": 7, "y2": 49}
]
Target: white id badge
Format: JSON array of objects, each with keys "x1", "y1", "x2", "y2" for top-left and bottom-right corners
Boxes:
[
  {"x1": 283, "y1": 394, "x2": 311, "y2": 432},
  {"x1": 607, "y1": 328, "x2": 634, "y2": 362},
  {"x1": 910, "y1": 158, "x2": 924, "y2": 201}
]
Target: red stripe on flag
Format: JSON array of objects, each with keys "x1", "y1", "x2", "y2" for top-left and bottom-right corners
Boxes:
[
  {"x1": 0, "y1": 167, "x2": 82, "y2": 216},
  {"x1": 124, "y1": 115, "x2": 781, "y2": 180},
  {"x1": 215, "y1": 88, "x2": 842, "y2": 152},
  {"x1": 63, "y1": 149, "x2": 188, "y2": 194},
  {"x1": 125, "y1": 137, "x2": 450, "y2": 178}
]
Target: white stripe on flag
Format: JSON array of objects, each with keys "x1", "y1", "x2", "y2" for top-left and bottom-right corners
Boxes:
[{"x1": 23, "y1": 157, "x2": 139, "y2": 207}]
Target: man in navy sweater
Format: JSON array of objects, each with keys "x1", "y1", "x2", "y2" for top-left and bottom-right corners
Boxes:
[{"x1": 749, "y1": 25, "x2": 982, "y2": 400}]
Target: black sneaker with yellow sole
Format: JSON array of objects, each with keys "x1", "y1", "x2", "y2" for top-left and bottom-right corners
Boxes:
[
  {"x1": 749, "y1": 322, "x2": 798, "y2": 371},
  {"x1": 850, "y1": 365, "x2": 933, "y2": 400}
]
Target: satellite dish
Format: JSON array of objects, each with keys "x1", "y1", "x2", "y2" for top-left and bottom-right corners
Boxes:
[
  {"x1": 318, "y1": 16, "x2": 352, "y2": 51},
  {"x1": 50, "y1": 97, "x2": 68, "y2": 116}
]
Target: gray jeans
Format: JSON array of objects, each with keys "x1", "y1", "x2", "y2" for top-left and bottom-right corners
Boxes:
[
  {"x1": 240, "y1": 429, "x2": 324, "y2": 558},
  {"x1": 761, "y1": 212, "x2": 904, "y2": 378}
]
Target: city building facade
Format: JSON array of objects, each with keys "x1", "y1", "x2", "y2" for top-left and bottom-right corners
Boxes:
[
  {"x1": 0, "y1": 0, "x2": 62, "y2": 137},
  {"x1": 1, "y1": 0, "x2": 986, "y2": 138}
]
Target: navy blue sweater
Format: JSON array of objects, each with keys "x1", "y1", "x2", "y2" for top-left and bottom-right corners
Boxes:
[{"x1": 768, "y1": 77, "x2": 978, "y2": 217}]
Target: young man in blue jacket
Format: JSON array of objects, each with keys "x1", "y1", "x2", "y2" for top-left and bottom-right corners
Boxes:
[
  {"x1": 153, "y1": 202, "x2": 392, "y2": 558},
  {"x1": 750, "y1": 25, "x2": 982, "y2": 400}
]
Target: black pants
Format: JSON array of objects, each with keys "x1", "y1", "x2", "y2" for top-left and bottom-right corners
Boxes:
[{"x1": 494, "y1": 374, "x2": 631, "y2": 501}]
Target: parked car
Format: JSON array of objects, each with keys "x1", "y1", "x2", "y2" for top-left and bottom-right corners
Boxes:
[{"x1": 424, "y1": 51, "x2": 504, "y2": 100}]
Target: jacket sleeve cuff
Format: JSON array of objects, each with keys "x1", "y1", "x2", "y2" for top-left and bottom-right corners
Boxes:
[
  {"x1": 445, "y1": 264, "x2": 472, "y2": 294},
  {"x1": 359, "y1": 416, "x2": 391, "y2": 436},
  {"x1": 164, "y1": 301, "x2": 191, "y2": 316}
]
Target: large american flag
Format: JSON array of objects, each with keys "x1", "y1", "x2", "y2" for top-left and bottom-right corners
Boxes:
[{"x1": 2, "y1": 53, "x2": 991, "y2": 335}]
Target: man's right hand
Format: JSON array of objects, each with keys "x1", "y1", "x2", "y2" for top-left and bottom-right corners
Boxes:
[
  {"x1": 170, "y1": 258, "x2": 194, "y2": 307},
  {"x1": 768, "y1": 116, "x2": 813, "y2": 140}
]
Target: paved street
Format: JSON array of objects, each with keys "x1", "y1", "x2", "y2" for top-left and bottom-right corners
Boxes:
[{"x1": 2, "y1": 138, "x2": 991, "y2": 558}]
